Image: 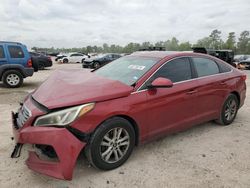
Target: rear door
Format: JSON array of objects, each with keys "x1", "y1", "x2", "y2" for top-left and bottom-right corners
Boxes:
[
  {"x1": 0, "y1": 44, "x2": 7, "y2": 66},
  {"x1": 142, "y1": 57, "x2": 199, "y2": 140},
  {"x1": 191, "y1": 57, "x2": 229, "y2": 121},
  {"x1": 6, "y1": 45, "x2": 26, "y2": 66}
]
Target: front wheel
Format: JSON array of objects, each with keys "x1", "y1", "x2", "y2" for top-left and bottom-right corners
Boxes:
[
  {"x1": 216, "y1": 94, "x2": 239, "y2": 125},
  {"x1": 2, "y1": 70, "x2": 23, "y2": 88},
  {"x1": 85, "y1": 117, "x2": 135, "y2": 170},
  {"x1": 93, "y1": 62, "x2": 101, "y2": 69}
]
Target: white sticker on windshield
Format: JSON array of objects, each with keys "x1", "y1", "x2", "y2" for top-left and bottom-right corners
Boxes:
[{"x1": 128, "y1": 65, "x2": 145, "y2": 70}]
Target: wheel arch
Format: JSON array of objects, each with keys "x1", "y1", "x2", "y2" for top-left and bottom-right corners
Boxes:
[
  {"x1": 92, "y1": 114, "x2": 140, "y2": 146},
  {"x1": 116, "y1": 115, "x2": 140, "y2": 146},
  {"x1": 0, "y1": 67, "x2": 24, "y2": 79},
  {"x1": 231, "y1": 91, "x2": 240, "y2": 106}
]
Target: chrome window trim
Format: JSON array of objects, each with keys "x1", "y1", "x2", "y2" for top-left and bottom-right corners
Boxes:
[{"x1": 131, "y1": 56, "x2": 233, "y2": 95}]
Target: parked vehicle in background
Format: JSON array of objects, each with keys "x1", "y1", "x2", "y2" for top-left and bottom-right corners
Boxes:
[
  {"x1": 0, "y1": 41, "x2": 34, "y2": 88},
  {"x1": 29, "y1": 52, "x2": 52, "y2": 70},
  {"x1": 11, "y1": 51, "x2": 246, "y2": 180},
  {"x1": 82, "y1": 53, "x2": 122, "y2": 68},
  {"x1": 59, "y1": 53, "x2": 89, "y2": 64},
  {"x1": 238, "y1": 58, "x2": 250, "y2": 70},
  {"x1": 192, "y1": 47, "x2": 236, "y2": 67},
  {"x1": 234, "y1": 54, "x2": 250, "y2": 62},
  {"x1": 55, "y1": 53, "x2": 67, "y2": 61}
]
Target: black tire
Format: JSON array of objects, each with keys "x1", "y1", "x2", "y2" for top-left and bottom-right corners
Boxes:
[
  {"x1": 85, "y1": 117, "x2": 135, "y2": 170},
  {"x1": 93, "y1": 62, "x2": 101, "y2": 69},
  {"x1": 38, "y1": 63, "x2": 45, "y2": 70},
  {"x1": 2, "y1": 70, "x2": 23, "y2": 88},
  {"x1": 216, "y1": 94, "x2": 239, "y2": 125},
  {"x1": 63, "y1": 58, "x2": 69, "y2": 63}
]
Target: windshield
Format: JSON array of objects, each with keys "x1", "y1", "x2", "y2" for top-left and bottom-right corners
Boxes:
[{"x1": 94, "y1": 56, "x2": 159, "y2": 86}]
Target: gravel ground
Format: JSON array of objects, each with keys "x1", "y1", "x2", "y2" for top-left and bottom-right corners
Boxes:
[{"x1": 0, "y1": 61, "x2": 250, "y2": 188}]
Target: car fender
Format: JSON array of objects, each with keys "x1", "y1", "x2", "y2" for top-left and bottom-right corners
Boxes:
[{"x1": 0, "y1": 64, "x2": 29, "y2": 78}]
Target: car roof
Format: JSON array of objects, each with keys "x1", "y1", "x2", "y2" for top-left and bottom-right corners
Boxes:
[
  {"x1": 0, "y1": 41, "x2": 22, "y2": 45},
  {"x1": 130, "y1": 51, "x2": 195, "y2": 59}
]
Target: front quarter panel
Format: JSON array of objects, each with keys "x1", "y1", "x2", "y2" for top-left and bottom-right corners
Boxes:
[{"x1": 71, "y1": 91, "x2": 149, "y2": 143}]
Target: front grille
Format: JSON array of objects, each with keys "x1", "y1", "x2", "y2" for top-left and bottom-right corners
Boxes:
[{"x1": 16, "y1": 105, "x2": 32, "y2": 128}]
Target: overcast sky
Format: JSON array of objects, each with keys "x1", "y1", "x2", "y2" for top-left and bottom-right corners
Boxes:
[{"x1": 0, "y1": 0, "x2": 250, "y2": 48}]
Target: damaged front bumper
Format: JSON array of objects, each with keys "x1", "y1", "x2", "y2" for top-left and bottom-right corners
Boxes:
[{"x1": 11, "y1": 112, "x2": 86, "y2": 180}]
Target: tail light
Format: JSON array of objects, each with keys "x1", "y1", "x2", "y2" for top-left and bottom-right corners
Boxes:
[
  {"x1": 242, "y1": 74, "x2": 247, "y2": 81},
  {"x1": 27, "y1": 59, "x2": 32, "y2": 67},
  {"x1": 48, "y1": 56, "x2": 52, "y2": 61}
]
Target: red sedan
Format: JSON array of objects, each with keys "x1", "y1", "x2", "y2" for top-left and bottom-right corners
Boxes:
[{"x1": 11, "y1": 51, "x2": 246, "y2": 180}]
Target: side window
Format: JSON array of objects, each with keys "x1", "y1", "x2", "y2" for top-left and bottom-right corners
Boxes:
[
  {"x1": 150, "y1": 57, "x2": 192, "y2": 83},
  {"x1": 192, "y1": 57, "x2": 219, "y2": 77},
  {"x1": 8, "y1": 46, "x2": 24, "y2": 58},
  {"x1": 0, "y1": 46, "x2": 5, "y2": 58},
  {"x1": 218, "y1": 61, "x2": 232, "y2": 73}
]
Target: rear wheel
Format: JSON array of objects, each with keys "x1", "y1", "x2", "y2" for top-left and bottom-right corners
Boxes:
[
  {"x1": 85, "y1": 117, "x2": 135, "y2": 170},
  {"x1": 63, "y1": 58, "x2": 68, "y2": 63},
  {"x1": 216, "y1": 94, "x2": 239, "y2": 125},
  {"x1": 38, "y1": 63, "x2": 45, "y2": 70},
  {"x1": 2, "y1": 70, "x2": 23, "y2": 88}
]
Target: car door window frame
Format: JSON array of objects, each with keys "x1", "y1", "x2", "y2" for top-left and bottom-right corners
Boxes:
[
  {"x1": 0, "y1": 45, "x2": 5, "y2": 58},
  {"x1": 138, "y1": 57, "x2": 195, "y2": 91}
]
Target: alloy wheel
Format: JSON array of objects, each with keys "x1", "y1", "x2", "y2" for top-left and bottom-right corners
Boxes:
[
  {"x1": 100, "y1": 127, "x2": 130, "y2": 163},
  {"x1": 224, "y1": 99, "x2": 237, "y2": 121}
]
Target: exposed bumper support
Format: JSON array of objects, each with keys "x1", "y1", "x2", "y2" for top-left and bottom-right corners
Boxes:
[{"x1": 12, "y1": 123, "x2": 86, "y2": 180}]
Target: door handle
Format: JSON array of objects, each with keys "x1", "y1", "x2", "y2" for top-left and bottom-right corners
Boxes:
[
  {"x1": 220, "y1": 81, "x2": 226, "y2": 85},
  {"x1": 186, "y1": 90, "x2": 197, "y2": 95}
]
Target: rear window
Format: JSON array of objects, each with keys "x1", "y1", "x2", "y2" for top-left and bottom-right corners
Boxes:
[
  {"x1": 0, "y1": 46, "x2": 5, "y2": 58},
  {"x1": 192, "y1": 57, "x2": 219, "y2": 77},
  {"x1": 8, "y1": 46, "x2": 24, "y2": 58}
]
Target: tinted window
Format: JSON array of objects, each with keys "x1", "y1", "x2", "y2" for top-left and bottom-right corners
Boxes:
[
  {"x1": 218, "y1": 62, "x2": 232, "y2": 73},
  {"x1": 149, "y1": 57, "x2": 192, "y2": 83},
  {"x1": 0, "y1": 46, "x2": 5, "y2": 58},
  {"x1": 192, "y1": 58, "x2": 219, "y2": 77},
  {"x1": 8, "y1": 46, "x2": 24, "y2": 58}
]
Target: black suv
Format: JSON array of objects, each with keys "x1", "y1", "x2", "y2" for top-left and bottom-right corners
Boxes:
[{"x1": 192, "y1": 47, "x2": 235, "y2": 67}]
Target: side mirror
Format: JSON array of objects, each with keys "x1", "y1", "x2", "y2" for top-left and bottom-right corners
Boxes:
[{"x1": 147, "y1": 77, "x2": 173, "y2": 89}]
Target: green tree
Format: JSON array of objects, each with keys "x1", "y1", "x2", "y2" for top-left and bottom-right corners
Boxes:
[
  {"x1": 237, "y1": 31, "x2": 250, "y2": 54},
  {"x1": 164, "y1": 37, "x2": 179, "y2": 50},
  {"x1": 224, "y1": 32, "x2": 236, "y2": 50},
  {"x1": 195, "y1": 37, "x2": 212, "y2": 48},
  {"x1": 179, "y1": 42, "x2": 192, "y2": 51},
  {"x1": 209, "y1": 29, "x2": 223, "y2": 49}
]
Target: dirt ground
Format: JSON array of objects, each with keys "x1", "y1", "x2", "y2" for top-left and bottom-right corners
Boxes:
[{"x1": 0, "y1": 61, "x2": 250, "y2": 188}]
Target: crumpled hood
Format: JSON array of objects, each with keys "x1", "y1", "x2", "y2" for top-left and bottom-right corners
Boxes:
[{"x1": 32, "y1": 69, "x2": 133, "y2": 109}]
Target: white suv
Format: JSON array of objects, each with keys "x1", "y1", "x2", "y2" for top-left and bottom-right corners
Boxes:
[{"x1": 60, "y1": 53, "x2": 89, "y2": 63}]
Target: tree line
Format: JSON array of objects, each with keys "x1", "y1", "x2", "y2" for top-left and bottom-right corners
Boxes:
[{"x1": 32, "y1": 30, "x2": 250, "y2": 55}]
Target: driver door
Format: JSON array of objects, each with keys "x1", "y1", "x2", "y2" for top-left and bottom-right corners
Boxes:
[{"x1": 143, "y1": 57, "x2": 199, "y2": 140}]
